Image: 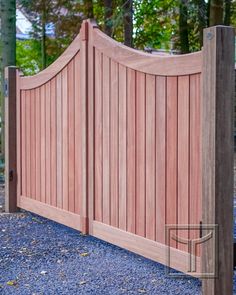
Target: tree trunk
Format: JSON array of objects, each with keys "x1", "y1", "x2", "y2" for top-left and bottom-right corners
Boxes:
[
  {"x1": 85, "y1": 0, "x2": 94, "y2": 19},
  {"x1": 179, "y1": 0, "x2": 189, "y2": 54},
  {"x1": 209, "y1": 0, "x2": 224, "y2": 25},
  {"x1": 104, "y1": 0, "x2": 112, "y2": 37},
  {"x1": 224, "y1": 0, "x2": 231, "y2": 25},
  {"x1": 196, "y1": 0, "x2": 207, "y2": 47},
  {"x1": 123, "y1": 0, "x2": 133, "y2": 48},
  {"x1": 0, "y1": 0, "x2": 16, "y2": 156}
]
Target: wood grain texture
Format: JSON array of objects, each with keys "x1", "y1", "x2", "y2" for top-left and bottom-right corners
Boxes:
[
  {"x1": 56, "y1": 72, "x2": 63, "y2": 209},
  {"x1": 40, "y1": 85, "x2": 46, "y2": 203},
  {"x1": 110, "y1": 60, "x2": 119, "y2": 227},
  {"x1": 202, "y1": 26, "x2": 234, "y2": 295},
  {"x1": 189, "y1": 74, "x2": 201, "y2": 255},
  {"x1": 127, "y1": 68, "x2": 136, "y2": 234},
  {"x1": 177, "y1": 75, "x2": 189, "y2": 252},
  {"x1": 68, "y1": 60, "x2": 75, "y2": 213},
  {"x1": 118, "y1": 64, "x2": 127, "y2": 231},
  {"x1": 92, "y1": 29, "x2": 202, "y2": 76},
  {"x1": 94, "y1": 49, "x2": 103, "y2": 222},
  {"x1": 19, "y1": 196, "x2": 82, "y2": 231},
  {"x1": 166, "y1": 76, "x2": 178, "y2": 248},
  {"x1": 136, "y1": 71, "x2": 146, "y2": 237},
  {"x1": 145, "y1": 74, "x2": 156, "y2": 240},
  {"x1": 50, "y1": 78, "x2": 57, "y2": 207},
  {"x1": 74, "y1": 53, "x2": 81, "y2": 215},
  {"x1": 102, "y1": 55, "x2": 110, "y2": 225},
  {"x1": 155, "y1": 76, "x2": 166, "y2": 244},
  {"x1": 62, "y1": 67, "x2": 69, "y2": 211},
  {"x1": 45, "y1": 82, "x2": 51, "y2": 204},
  {"x1": 35, "y1": 87, "x2": 41, "y2": 201}
]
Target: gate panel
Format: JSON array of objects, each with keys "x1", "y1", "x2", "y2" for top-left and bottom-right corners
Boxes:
[
  {"x1": 88, "y1": 22, "x2": 203, "y2": 274},
  {"x1": 16, "y1": 31, "x2": 86, "y2": 232}
]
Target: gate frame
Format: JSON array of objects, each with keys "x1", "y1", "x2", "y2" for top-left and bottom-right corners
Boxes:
[{"x1": 4, "y1": 21, "x2": 235, "y2": 295}]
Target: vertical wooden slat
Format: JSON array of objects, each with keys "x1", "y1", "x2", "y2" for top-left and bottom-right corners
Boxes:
[
  {"x1": 21, "y1": 90, "x2": 26, "y2": 197},
  {"x1": 88, "y1": 21, "x2": 97, "y2": 234},
  {"x1": 40, "y1": 85, "x2": 46, "y2": 203},
  {"x1": 74, "y1": 53, "x2": 81, "y2": 215},
  {"x1": 56, "y1": 73, "x2": 63, "y2": 209},
  {"x1": 166, "y1": 76, "x2": 178, "y2": 248},
  {"x1": 155, "y1": 76, "x2": 166, "y2": 244},
  {"x1": 110, "y1": 60, "x2": 119, "y2": 227},
  {"x1": 136, "y1": 71, "x2": 146, "y2": 237},
  {"x1": 35, "y1": 87, "x2": 41, "y2": 201},
  {"x1": 68, "y1": 60, "x2": 75, "y2": 212},
  {"x1": 127, "y1": 68, "x2": 136, "y2": 234},
  {"x1": 94, "y1": 49, "x2": 103, "y2": 222},
  {"x1": 30, "y1": 89, "x2": 36, "y2": 199},
  {"x1": 80, "y1": 21, "x2": 88, "y2": 233},
  {"x1": 45, "y1": 82, "x2": 51, "y2": 204},
  {"x1": 62, "y1": 67, "x2": 69, "y2": 211},
  {"x1": 26, "y1": 90, "x2": 31, "y2": 197},
  {"x1": 102, "y1": 55, "x2": 110, "y2": 225},
  {"x1": 202, "y1": 26, "x2": 234, "y2": 295},
  {"x1": 118, "y1": 64, "x2": 127, "y2": 231},
  {"x1": 145, "y1": 74, "x2": 156, "y2": 240},
  {"x1": 177, "y1": 75, "x2": 189, "y2": 251},
  {"x1": 50, "y1": 78, "x2": 57, "y2": 207},
  {"x1": 189, "y1": 74, "x2": 201, "y2": 254}
]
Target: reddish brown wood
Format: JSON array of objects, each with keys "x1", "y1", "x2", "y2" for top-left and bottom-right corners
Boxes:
[
  {"x1": 127, "y1": 68, "x2": 136, "y2": 234},
  {"x1": 110, "y1": 60, "x2": 119, "y2": 228},
  {"x1": 50, "y1": 78, "x2": 57, "y2": 207},
  {"x1": 118, "y1": 64, "x2": 127, "y2": 231},
  {"x1": 68, "y1": 60, "x2": 75, "y2": 213},
  {"x1": 102, "y1": 55, "x2": 110, "y2": 225},
  {"x1": 177, "y1": 75, "x2": 190, "y2": 252},
  {"x1": 166, "y1": 76, "x2": 178, "y2": 248},
  {"x1": 14, "y1": 20, "x2": 219, "y2": 279},
  {"x1": 136, "y1": 71, "x2": 146, "y2": 237},
  {"x1": 94, "y1": 49, "x2": 103, "y2": 222},
  {"x1": 155, "y1": 76, "x2": 166, "y2": 244},
  {"x1": 45, "y1": 82, "x2": 51, "y2": 204},
  {"x1": 40, "y1": 85, "x2": 46, "y2": 203},
  {"x1": 35, "y1": 87, "x2": 41, "y2": 201},
  {"x1": 74, "y1": 53, "x2": 81, "y2": 215}
]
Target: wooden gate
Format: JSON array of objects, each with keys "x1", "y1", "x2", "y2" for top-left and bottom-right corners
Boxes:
[{"x1": 5, "y1": 20, "x2": 234, "y2": 294}]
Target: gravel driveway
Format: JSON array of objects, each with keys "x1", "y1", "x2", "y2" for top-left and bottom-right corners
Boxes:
[{"x1": 0, "y1": 212, "x2": 203, "y2": 295}]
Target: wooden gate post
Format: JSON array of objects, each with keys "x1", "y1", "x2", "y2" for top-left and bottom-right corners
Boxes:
[
  {"x1": 202, "y1": 26, "x2": 235, "y2": 294},
  {"x1": 5, "y1": 66, "x2": 18, "y2": 213}
]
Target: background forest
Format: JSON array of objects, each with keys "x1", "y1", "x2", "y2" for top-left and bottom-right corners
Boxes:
[{"x1": 0, "y1": 0, "x2": 235, "y2": 157}]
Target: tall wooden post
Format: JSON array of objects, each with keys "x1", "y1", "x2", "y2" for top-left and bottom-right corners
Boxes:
[
  {"x1": 202, "y1": 26, "x2": 234, "y2": 295},
  {"x1": 5, "y1": 66, "x2": 18, "y2": 213}
]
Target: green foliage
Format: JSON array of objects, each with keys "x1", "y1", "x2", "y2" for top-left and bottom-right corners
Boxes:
[
  {"x1": 16, "y1": 39, "x2": 41, "y2": 75},
  {"x1": 133, "y1": 0, "x2": 178, "y2": 50}
]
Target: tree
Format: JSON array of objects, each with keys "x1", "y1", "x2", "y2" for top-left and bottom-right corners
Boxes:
[
  {"x1": 0, "y1": 0, "x2": 16, "y2": 155},
  {"x1": 104, "y1": 0, "x2": 113, "y2": 36},
  {"x1": 224, "y1": 0, "x2": 231, "y2": 25},
  {"x1": 179, "y1": 0, "x2": 189, "y2": 53},
  {"x1": 209, "y1": 0, "x2": 224, "y2": 25},
  {"x1": 123, "y1": 0, "x2": 133, "y2": 47}
]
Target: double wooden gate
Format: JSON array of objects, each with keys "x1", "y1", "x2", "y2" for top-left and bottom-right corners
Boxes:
[{"x1": 5, "y1": 20, "x2": 234, "y2": 294}]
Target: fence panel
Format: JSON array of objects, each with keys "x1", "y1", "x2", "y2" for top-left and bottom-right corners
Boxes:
[
  {"x1": 15, "y1": 30, "x2": 86, "y2": 232},
  {"x1": 88, "y1": 21, "x2": 203, "y2": 274},
  {"x1": 5, "y1": 20, "x2": 234, "y2": 294}
]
